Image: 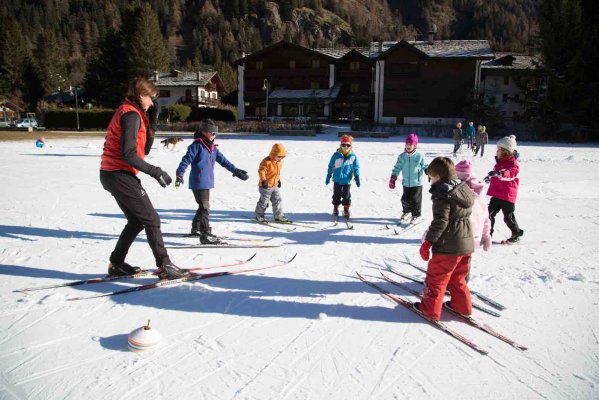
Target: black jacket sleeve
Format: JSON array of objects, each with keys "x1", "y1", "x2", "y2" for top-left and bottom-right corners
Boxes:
[{"x1": 121, "y1": 112, "x2": 158, "y2": 176}]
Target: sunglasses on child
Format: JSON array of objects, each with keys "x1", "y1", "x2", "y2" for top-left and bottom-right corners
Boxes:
[{"x1": 340, "y1": 144, "x2": 351, "y2": 147}]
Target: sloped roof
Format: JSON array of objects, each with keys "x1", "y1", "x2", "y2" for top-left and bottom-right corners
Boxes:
[
  {"x1": 313, "y1": 47, "x2": 371, "y2": 59},
  {"x1": 375, "y1": 40, "x2": 494, "y2": 59},
  {"x1": 233, "y1": 40, "x2": 494, "y2": 65},
  {"x1": 268, "y1": 83, "x2": 342, "y2": 101},
  {"x1": 149, "y1": 71, "x2": 219, "y2": 87},
  {"x1": 482, "y1": 53, "x2": 541, "y2": 70}
]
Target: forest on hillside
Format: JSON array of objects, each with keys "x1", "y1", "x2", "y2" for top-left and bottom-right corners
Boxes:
[
  {"x1": 0, "y1": 0, "x2": 596, "y2": 136},
  {"x1": 0, "y1": 0, "x2": 540, "y2": 108}
]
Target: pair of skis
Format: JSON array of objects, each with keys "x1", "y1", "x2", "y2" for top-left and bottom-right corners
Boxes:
[
  {"x1": 382, "y1": 218, "x2": 425, "y2": 236},
  {"x1": 15, "y1": 253, "x2": 296, "y2": 301},
  {"x1": 389, "y1": 255, "x2": 506, "y2": 311},
  {"x1": 331, "y1": 215, "x2": 353, "y2": 230},
  {"x1": 357, "y1": 272, "x2": 527, "y2": 355}
]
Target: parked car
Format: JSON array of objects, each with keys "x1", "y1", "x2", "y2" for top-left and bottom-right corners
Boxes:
[{"x1": 14, "y1": 118, "x2": 38, "y2": 128}]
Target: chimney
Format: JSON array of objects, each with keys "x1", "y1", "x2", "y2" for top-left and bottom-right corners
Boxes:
[
  {"x1": 428, "y1": 24, "x2": 437, "y2": 44},
  {"x1": 154, "y1": 71, "x2": 159, "y2": 81},
  {"x1": 427, "y1": 31, "x2": 434, "y2": 44},
  {"x1": 197, "y1": 71, "x2": 201, "y2": 81},
  {"x1": 378, "y1": 41, "x2": 383, "y2": 53}
]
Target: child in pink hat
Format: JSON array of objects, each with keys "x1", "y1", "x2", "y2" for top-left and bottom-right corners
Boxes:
[
  {"x1": 389, "y1": 133, "x2": 428, "y2": 224},
  {"x1": 455, "y1": 160, "x2": 491, "y2": 253}
]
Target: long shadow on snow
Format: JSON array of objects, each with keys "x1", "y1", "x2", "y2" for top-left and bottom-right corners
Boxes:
[
  {"x1": 89, "y1": 210, "x2": 413, "y2": 246},
  {"x1": 6, "y1": 264, "x2": 418, "y2": 324},
  {"x1": 0, "y1": 224, "x2": 117, "y2": 241}
]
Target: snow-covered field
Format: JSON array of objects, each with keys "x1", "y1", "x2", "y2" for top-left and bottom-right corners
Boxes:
[{"x1": 1, "y1": 127, "x2": 598, "y2": 400}]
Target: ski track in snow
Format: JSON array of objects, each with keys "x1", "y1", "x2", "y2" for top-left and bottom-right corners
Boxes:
[{"x1": 1, "y1": 134, "x2": 599, "y2": 399}]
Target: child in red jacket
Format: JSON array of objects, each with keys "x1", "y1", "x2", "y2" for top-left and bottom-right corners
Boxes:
[{"x1": 485, "y1": 135, "x2": 523, "y2": 243}]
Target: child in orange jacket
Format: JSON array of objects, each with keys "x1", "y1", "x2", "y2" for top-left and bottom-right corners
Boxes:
[{"x1": 255, "y1": 144, "x2": 290, "y2": 223}]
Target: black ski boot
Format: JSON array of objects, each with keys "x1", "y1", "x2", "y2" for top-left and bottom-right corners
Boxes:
[
  {"x1": 158, "y1": 263, "x2": 190, "y2": 280},
  {"x1": 333, "y1": 205, "x2": 339, "y2": 217},
  {"x1": 507, "y1": 229, "x2": 524, "y2": 243},
  {"x1": 200, "y1": 232, "x2": 225, "y2": 245},
  {"x1": 108, "y1": 262, "x2": 142, "y2": 277}
]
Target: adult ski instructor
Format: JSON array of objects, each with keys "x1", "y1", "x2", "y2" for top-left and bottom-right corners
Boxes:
[{"x1": 99, "y1": 77, "x2": 190, "y2": 280}]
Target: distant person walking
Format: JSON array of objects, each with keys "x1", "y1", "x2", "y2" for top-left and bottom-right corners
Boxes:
[
  {"x1": 452, "y1": 122, "x2": 464, "y2": 156},
  {"x1": 99, "y1": 77, "x2": 189, "y2": 280},
  {"x1": 466, "y1": 121, "x2": 476, "y2": 150},
  {"x1": 474, "y1": 125, "x2": 488, "y2": 157}
]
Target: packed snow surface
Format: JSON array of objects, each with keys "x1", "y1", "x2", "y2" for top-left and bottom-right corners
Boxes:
[{"x1": 1, "y1": 128, "x2": 598, "y2": 400}]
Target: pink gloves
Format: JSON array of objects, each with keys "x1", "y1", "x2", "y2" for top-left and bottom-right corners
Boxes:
[{"x1": 389, "y1": 175, "x2": 397, "y2": 189}]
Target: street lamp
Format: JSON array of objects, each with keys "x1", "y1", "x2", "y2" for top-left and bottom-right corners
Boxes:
[
  {"x1": 69, "y1": 85, "x2": 80, "y2": 131},
  {"x1": 262, "y1": 78, "x2": 269, "y2": 121}
]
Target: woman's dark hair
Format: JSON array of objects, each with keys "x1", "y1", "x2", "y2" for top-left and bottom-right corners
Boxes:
[
  {"x1": 427, "y1": 157, "x2": 457, "y2": 180},
  {"x1": 127, "y1": 77, "x2": 157, "y2": 98}
]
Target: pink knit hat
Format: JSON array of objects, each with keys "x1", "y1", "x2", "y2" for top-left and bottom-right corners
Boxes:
[
  {"x1": 455, "y1": 160, "x2": 474, "y2": 180},
  {"x1": 405, "y1": 133, "x2": 418, "y2": 146}
]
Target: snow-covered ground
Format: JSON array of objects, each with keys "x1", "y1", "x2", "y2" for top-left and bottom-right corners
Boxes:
[{"x1": 1, "y1": 127, "x2": 598, "y2": 400}]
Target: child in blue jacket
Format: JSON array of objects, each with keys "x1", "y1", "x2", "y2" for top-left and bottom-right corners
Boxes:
[
  {"x1": 389, "y1": 133, "x2": 428, "y2": 224},
  {"x1": 175, "y1": 119, "x2": 248, "y2": 244},
  {"x1": 325, "y1": 135, "x2": 360, "y2": 218}
]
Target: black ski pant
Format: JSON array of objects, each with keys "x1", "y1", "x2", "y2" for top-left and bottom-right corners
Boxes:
[
  {"x1": 488, "y1": 196, "x2": 520, "y2": 236},
  {"x1": 192, "y1": 189, "x2": 211, "y2": 234},
  {"x1": 100, "y1": 170, "x2": 170, "y2": 267},
  {"x1": 474, "y1": 143, "x2": 485, "y2": 157},
  {"x1": 332, "y1": 182, "x2": 351, "y2": 206},
  {"x1": 401, "y1": 185, "x2": 422, "y2": 217}
]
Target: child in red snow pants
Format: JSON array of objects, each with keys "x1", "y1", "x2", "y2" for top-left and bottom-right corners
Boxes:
[{"x1": 420, "y1": 254, "x2": 472, "y2": 320}]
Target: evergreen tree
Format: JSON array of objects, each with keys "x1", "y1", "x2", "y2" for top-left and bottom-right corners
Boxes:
[
  {"x1": 128, "y1": 3, "x2": 170, "y2": 78},
  {"x1": 33, "y1": 31, "x2": 68, "y2": 97},
  {"x1": 85, "y1": 30, "x2": 130, "y2": 107},
  {"x1": 538, "y1": 0, "x2": 599, "y2": 134},
  {"x1": 0, "y1": 19, "x2": 31, "y2": 102}
]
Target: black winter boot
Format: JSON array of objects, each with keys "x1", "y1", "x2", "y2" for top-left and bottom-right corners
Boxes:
[
  {"x1": 507, "y1": 229, "x2": 524, "y2": 243},
  {"x1": 108, "y1": 262, "x2": 142, "y2": 277},
  {"x1": 333, "y1": 205, "x2": 339, "y2": 216},
  {"x1": 158, "y1": 263, "x2": 190, "y2": 280},
  {"x1": 200, "y1": 233, "x2": 224, "y2": 245}
]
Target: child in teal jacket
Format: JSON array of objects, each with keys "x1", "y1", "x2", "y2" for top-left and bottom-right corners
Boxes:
[
  {"x1": 389, "y1": 133, "x2": 428, "y2": 224},
  {"x1": 326, "y1": 135, "x2": 360, "y2": 218}
]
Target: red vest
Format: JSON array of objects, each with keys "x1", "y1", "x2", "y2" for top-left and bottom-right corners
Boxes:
[{"x1": 100, "y1": 99, "x2": 149, "y2": 175}]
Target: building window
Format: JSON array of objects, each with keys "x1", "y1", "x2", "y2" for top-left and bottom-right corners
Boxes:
[
  {"x1": 312, "y1": 59, "x2": 320, "y2": 69},
  {"x1": 350, "y1": 83, "x2": 359, "y2": 93},
  {"x1": 504, "y1": 76, "x2": 509, "y2": 85},
  {"x1": 159, "y1": 90, "x2": 170, "y2": 97},
  {"x1": 256, "y1": 61, "x2": 263, "y2": 70},
  {"x1": 289, "y1": 60, "x2": 296, "y2": 69},
  {"x1": 311, "y1": 81, "x2": 320, "y2": 90},
  {"x1": 502, "y1": 94, "x2": 508, "y2": 103},
  {"x1": 350, "y1": 61, "x2": 360, "y2": 71}
]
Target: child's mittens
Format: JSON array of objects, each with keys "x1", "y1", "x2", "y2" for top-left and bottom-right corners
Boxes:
[
  {"x1": 175, "y1": 175, "x2": 184, "y2": 188},
  {"x1": 233, "y1": 168, "x2": 249, "y2": 181},
  {"x1": 484, "y1": 170, "x2": 499, "y2": 184},
  {"x1": 325, "y1": 175, "x2": 331, "y2": 185},
  {"x1": 355, "y1": 176, "x2": 360, "y2": 187},
  {"x1": 419, "y1": 240, "x2": 432, "y2": 261},
  {"x1": 389, "y1": 175, "x2": 397, "y2": 189},
  {"x1": 261, "y1": 180, "x2": 269, "y2": 189}
]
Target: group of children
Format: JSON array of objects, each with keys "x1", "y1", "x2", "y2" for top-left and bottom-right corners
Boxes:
[
  {"x1": 174, "y1": 119, "x2": 523, "y2": 322},
  {"x1": 453, "y1": 121, "x2": 489, "y2": 157}
]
